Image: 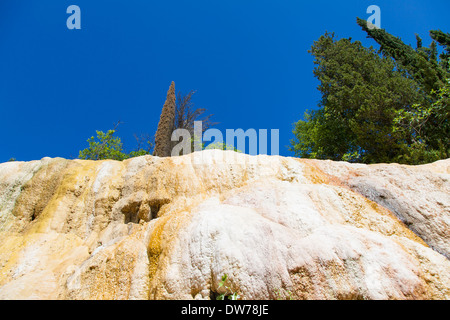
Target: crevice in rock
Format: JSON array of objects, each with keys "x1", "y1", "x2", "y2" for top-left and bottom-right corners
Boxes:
[
  {"x1": 124, "y1": 210, "x2": 140, "y2": 224},
  {"x1": 148, "y1": 198, "x2": 170, "y2": 220},
  {"x1": 120, "y1": 196, "x2": 171, "y2": 224},
  {"x1": 121, "y1": 199, "x2": 142, "y2": 224},
  {"x1": 150, "y1": 204, "x2": 161, "y2": 220}
]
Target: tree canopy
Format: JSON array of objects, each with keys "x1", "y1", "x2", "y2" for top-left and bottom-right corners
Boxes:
[
  {"x1": 291, "y1": 20, "x2": 449, "y2": 165},
  {"x1": 78, "y1": 126, "x2": 152, "y2": 161}
]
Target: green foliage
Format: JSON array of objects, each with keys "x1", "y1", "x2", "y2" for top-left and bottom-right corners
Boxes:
[
  {"x1": 429, "y1": 30, "x2": 450, "y2": 70},
  {"x1": 291, "y1": 24, "x2": 449, "y2": 165},
  {"x1": 216, "y1": 274, "x2": 240, "y2": 300},
  {"x1": 79, "y1": 128, "x2": 153, "y2": 161},
  {"x1": 393, "y1": 76, "x2": 450, "y2": 163},
  {"x1": 291, "y1": 32, "x2": 423, "y2": 163},
  {"x1": 356, "y1": 18, "x2": 448, "y2": 94},
  {"x1": 79, "y1": 130, "x2": 126, "y2": 161},
  {"x1": 8, "y1": 158, "x2": 16, "y2": 162},
  {"x1": 291, "y1": 107, "x2": 359, "y2": 161}
]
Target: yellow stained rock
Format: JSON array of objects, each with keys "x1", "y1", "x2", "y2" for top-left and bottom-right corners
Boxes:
[{"x1": 0, "y1": 150, "x2": 448, "y2": 300}]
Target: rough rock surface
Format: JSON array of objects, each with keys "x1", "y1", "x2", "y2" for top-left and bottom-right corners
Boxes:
[{"x1": 0, "y1": 150, "x2": 448, "y2": 300}]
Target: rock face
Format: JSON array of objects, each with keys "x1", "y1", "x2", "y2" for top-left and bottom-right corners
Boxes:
[{"x1": 0, "y1": 150, "x2": 449, "y2": 300}]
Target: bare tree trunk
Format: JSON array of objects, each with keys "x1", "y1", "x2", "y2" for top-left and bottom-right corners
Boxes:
[{"x1": 154, "y1": 81, "x2": 176, "y2": 157}]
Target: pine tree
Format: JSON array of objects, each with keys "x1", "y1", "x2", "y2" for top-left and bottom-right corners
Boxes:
[
  {"x1": 291, "y1": 23, "x2": 449, "y2": 165},
  {"x1": 356, "y1": 19, "x2": 449, "y2": 158},
  {"x1": 290, "y1": 33, "x2": 423, "y2": 163},
  {"x1": 154, "y1": 81, "x2": 176, "y2": 157},
  {"x1": 430, "y1": 30, "x2": 450, "y2": 70},
  {"x1": 356, "y1": 18, "x2": 446, "y2": 94}
]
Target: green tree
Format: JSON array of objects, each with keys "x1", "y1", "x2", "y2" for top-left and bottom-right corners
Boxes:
[
  {"x1": 429, "y1": 30, "x2": 450, "y2": 70},
  {"x1": 79, "y1": 129, "x2": 128, "y2": 161},
  {"x1": 356, "y1": 18, "x2": 449, "y2": 162},
  {"x1": 393, "y1": 74, "x2": 450, "y2": 163},
  {"x1": 79, "y1": 123, "x2": 153, "y2": 161},
  {"x1": 292, "y1": 20, "x2": 449, "y2": 165},
  {"x1": 290, "y1": 32, "x2": 423, "y2": 163},
  {"x1": 356, "y1": 18, "x2": 448, "y2": 94}
]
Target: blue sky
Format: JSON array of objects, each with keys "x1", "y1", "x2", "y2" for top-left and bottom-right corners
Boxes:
[{"x1": 0, "y1": 0, "x2": 449, "y2": 161}]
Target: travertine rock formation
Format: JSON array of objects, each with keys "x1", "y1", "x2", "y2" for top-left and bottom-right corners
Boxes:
[
  {"x1": 0, "y1": 151, "x2": 449, "y2": 300},
  {"x1": 154, "y1": 81, "x2": 176, "y2": 157}
]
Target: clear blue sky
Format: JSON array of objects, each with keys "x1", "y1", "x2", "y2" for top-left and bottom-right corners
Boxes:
[{"x1": 1, "y1": 0, "x2": 449, "y2": 162}]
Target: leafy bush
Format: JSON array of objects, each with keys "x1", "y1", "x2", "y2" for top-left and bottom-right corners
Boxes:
[{"x1": 79, "y1": 126, "x2": 153, "y2": 161}]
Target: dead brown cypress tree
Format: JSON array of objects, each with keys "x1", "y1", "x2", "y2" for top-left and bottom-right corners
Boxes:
[{"x1": 154, "y1": 81, "x2": 176, "y2": 157}]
